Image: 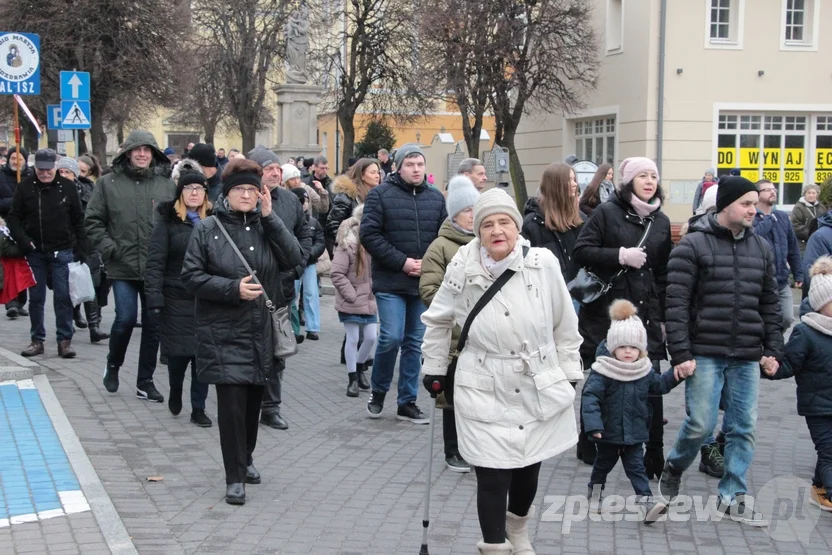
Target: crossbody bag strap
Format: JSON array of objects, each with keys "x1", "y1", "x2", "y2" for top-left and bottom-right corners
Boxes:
[
  {"x1": 213, "y1": 216, "x2": 276, "y2": 311},
  {"x1": 602, "y1": 217, "x2": 654, "y2": 293}
]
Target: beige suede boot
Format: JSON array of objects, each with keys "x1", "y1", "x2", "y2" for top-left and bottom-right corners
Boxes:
[
  {"x1": 477, "y1": 539, "x2": 514, "y2": 554},
  {"x1": 505, "y1": 505, "x2": 535, "y2": 555}
]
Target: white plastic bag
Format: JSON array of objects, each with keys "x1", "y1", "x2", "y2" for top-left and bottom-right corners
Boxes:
[{"x1": 68, "y1": 262, "x2": 95, "y2": 306}]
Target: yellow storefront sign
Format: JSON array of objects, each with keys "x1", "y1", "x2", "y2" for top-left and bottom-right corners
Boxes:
[
  {"x1": 741, "y1": 169, "x2": 760, "y2": 182},
  {"x1": 816, "y1": 171, "x2": 832, "y2": 184},
  {"x1": 783, "y1": 170, "x2": 805, "y2": 183},
  {"x1": 762, "y1": 170, "x2": 781, "y2": 182},
  {"x1": 739, "y1": 148, "x2": 759, "y2": 168},
  {"x1": 816, "y1": 149, "x2": 832, "y2": 170},
  {"x1": 783, "y1": 149, "x2": 805, "y2": 170},
  {"x1": 762, "y1": 149, "x2": 780, "y2": 169},
  {"x1": 717, "y1": 148, "x2": 735, "y2": 167}
]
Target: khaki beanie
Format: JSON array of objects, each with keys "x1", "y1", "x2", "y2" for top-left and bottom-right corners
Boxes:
[{"x1": 473, "y1": 189, "x2": 523, "y2": 239}]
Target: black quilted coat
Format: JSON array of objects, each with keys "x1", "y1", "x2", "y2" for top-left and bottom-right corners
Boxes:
[{"x1": 181, "y1": 198, "x2": 304, "y2": 385}]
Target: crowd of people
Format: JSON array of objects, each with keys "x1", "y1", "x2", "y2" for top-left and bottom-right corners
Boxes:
[{"x1": 1, "y1": 135, "x2": 832, "y2": 554}]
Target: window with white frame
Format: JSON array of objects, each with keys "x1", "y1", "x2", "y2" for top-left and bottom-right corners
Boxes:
[
  {"x1": 709, "y1": 0, "x2": 731, "y2": 39},
  {"x1": 574, "y1": 117, "x2": 616, "y2": 167},
  {"x1": 781, "y1": 0, "x2": 819, "y2": 49},
  {"x1": 606, "y1": 0, "x2": 623, "y2": 53},
  {"x1": 706, "y1": 0, "x2": 744, "y2": 47}
]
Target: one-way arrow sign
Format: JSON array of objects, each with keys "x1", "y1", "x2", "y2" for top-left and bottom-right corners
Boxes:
[{"x1": 59, "y1": 71, "x2": 90, "y2": 101}]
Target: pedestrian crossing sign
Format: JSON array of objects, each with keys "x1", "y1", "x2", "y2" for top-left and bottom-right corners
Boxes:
[{"x1": 60, "y1": 100, "x2": 90, "y2": 129}]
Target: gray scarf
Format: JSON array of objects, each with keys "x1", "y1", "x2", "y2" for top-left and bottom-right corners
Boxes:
[
  {"x1": 591, "y1": 356, "x2": 653, "y2": 382},
  {"x1": 801, "y1": 312, "x2": 832, "y2": 336}
]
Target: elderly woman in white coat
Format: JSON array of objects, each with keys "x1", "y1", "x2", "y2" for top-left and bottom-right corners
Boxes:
[{"x1": 421, "y1": 189, "x2": 583, "y2": 555}]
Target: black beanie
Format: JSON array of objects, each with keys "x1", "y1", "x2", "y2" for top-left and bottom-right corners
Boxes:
[
  {"x1": 176, "y1": 170, "x2": 208, "y2": 198},
  {"x1": 716, "y1": 176, "x2": 758, "y2": 213},
  {"x1": 291, "y1": 186, "x2": 309, "y2": 206},
  {"x1": 188, "y1": 144, "x2": 217, "y2": 168}
]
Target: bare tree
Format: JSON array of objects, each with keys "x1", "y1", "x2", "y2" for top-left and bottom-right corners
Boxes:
[
  {"x1": 191, "y1": 0, "x2": 289, "y2": 153},
  {"x1": 312, "y1": 0, "x2": 436, "y2": 171},
  {"x1": 0, "y1": 0, "x2": 185, "y2": 161}
]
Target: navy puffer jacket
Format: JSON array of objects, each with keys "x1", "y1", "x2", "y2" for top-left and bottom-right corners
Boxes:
[
  {"x1": 359, "y1": 173, "x2": 447, "y2": 296},
  {"x1": 769, "y1": 315, "x2": 832, "y2": 416},
  {"x1": 753, "y1": 208, "x2": 803, "y2": 289}
]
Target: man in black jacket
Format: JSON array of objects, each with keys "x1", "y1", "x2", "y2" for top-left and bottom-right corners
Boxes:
[
  {"x1": 189, "y1": 144, "x2": 223, "y2": 203},
  {"x1": 247, "y1": 145, "x2": 312, "y2": 430},
  {"x1": 303, "y1": 156, "x2": 333, "y2": 255},
  {"x1": 360, "y1": 144, "x2": 447, "y2": 424},
  {"x1": 0, "y1": 146, "x2": 32, "y2": 319},
  {"x1": 660, "y1": 177, "x2": 782, "y2": 526},
  {"x1": 6, "y1": 149, "x2": 88, "y2": 359}
]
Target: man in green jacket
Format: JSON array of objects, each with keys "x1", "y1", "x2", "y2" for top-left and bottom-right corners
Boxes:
[{"x1": 85, "y1": 130, "x2": 175, "y2": 402}]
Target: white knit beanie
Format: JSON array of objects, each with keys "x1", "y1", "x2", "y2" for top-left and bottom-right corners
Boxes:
[
  {"x1": 473, "y1": 188, "x2": 523, "y2": 239},
  {"x1": 809, "y1": 256, "x2": 832, "y2": 311},
  {"x1": 281, "y1": 163, "x2": 301, "y2": 183},
  {"x1": 446, "y1": 175, "x2": 480, "y2": 218},
  {"x1": 606, "y1": 299, "x2": 648, "y2": 354}
]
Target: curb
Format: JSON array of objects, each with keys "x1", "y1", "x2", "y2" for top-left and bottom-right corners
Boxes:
[{"x1": 0, "y1": 346, "x2": 41, "y2": 381}]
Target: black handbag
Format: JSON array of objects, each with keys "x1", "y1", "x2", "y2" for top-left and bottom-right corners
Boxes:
[
  {"x1": 568, "y1": 218, "x2": 653, "y2": 307},
  {"x1": 445, "y1": 252, "x2": 525, "y2": 405}
]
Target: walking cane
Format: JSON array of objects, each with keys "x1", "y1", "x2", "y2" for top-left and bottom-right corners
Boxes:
[{"x1": 419, "y1": 381, "x2": 442, "y2": 555}]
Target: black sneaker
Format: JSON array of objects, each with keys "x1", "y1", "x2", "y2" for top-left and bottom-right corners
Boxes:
[
  {"x1": 136, "y1": 381, "x2": 164, "y2": 403},
  {"x1": 18, "y1": 307, "x2": 28, "y2": 317},
  {"x1": 716, "y1": 498, "x2": 769, "y2": 527},
  {"x1": 6, "y1": 307, "x2": 19, "y2": 320},
  {"x1": 367, "y1": 391, "x2": 386, "y2": 418},
  {"x1": 445, "y1": 453, "x2": 471, "y2": 473},
  {"x1": 699, "y1": 443, "x2": 725, "y2": 478},
  {"x1": 103, "y1": 365, "x2": 119, "y2": 393},
  {"x1": 658, "y1": 463, "x2": 682, "y2": 503},
  {"x1": 397, "y1": 402, "x2": 429, "y2": 425},
  {"x1": 190, "y1": 409, "x2": 213, "y2": 427}
]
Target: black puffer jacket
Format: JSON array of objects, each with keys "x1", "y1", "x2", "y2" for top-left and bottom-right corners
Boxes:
[
  {"x1": 145, "y1": 201, "x2": 206, "y2": 357},
  {"x1": 573, "y1": 194, "x2": 673, "y2": 362},
  {"x1": 0, "y1": 156, "x2": 31, "y2": 216},
  {"x1": 270, "y1": 185, "x2": 311, "y2": 299},
  {"x1": 359, "y1": 172, "x2": 447, "y2": 296},
  {"x1": 304, "y1": 211, "x2": 326, "y2": 266},
  {"x1": 326, "y1": 175, "x2": 361, "y2": 241},
  {"x1": 521, "y1": 204, "x2": 586, "y2": 283},
  {"x1": 181, "y1": 198, "x2": 304, "y2": 385},
  {"x1": 665, "y1": 212, "x2": 782, "y2": 365}
]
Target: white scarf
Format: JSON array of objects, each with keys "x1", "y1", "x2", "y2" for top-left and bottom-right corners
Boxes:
[
  {"x1": 801, "y1": 312, "x2": 832, "y2": 336},
  {"x1": 591, "y1": 355, "x2": 653, "y2": 382},
  {"x1": 480, "y1": 242, "x2": 521, "y2": 278}
]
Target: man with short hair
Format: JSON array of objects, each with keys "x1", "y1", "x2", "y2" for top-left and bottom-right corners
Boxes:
[
  {"x1": 86, "y1": 130, "x2": 175, "y2": 402},
  {"x1": 303, "y1": 156, "x2": 334, "y2": 255},
  {"x1": 6, "y1": 149, "x2": 87, "y2": 359},
  {"x1": 184, "y1": 142, "x2": 195, "y2": 157},
  {"x1": 216, "y1": 148, "x2": 229, "y2": 170},
  {"x1": 360, "y1": 144, "x2": 447, "y2": 424},
  {"x1": 247, "y1": 146, "x2": 312, "y2": 430},
  {"x1": 189, "y1": 143, "x2": 223, "y2": 203},
  {"x1": 753, "y1": 179, "x2": 803, "y2": 330},
  {"x1": 378, "y1": 149, "x2": 393, "y2": 176},
  {"x1": 0, "y1": 146, "x2": 32, "y2": 319},
  {"x1": 458, "y1": 158, "x2": 488, "y2": 191},
  {"x1": 661, "y1": 176, "x2": 782, "y2": 526}
]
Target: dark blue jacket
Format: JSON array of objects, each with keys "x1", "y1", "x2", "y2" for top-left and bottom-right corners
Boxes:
[
  {"x1": 581, "y1": 342, "x2": 682, "y2": 445},
  {"x1": 802, "y1": 212, "x2": 832, "y2": 293},
  {"x1": 753, "y1": 208, "x2": 803, "y2": 289},
  {"x1": 360, "y1": 173, "x2": 447, "y2": 296},
  {"x1": 769, "y1": 316, "x2": 832, "y2": 416}
]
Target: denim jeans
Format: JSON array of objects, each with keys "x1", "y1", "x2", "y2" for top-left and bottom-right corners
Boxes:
[
  {"x1": 293, "y1": 265, "x2": 320, "y2": 333},
  {"x1": 107, "y1": 280, "x2": 160, "y2": 384},
  {"x1": 589, "y1": 443, "x2": 652, "y2": 497},
  {"x1": 779, "y1": 285, "x2": 794, "y2": 330},
  {"x1": 370, "y1": 292, "x2": 426, "y2": 406},
  {"x1": 805, "y1": 415, "x2": 832, "y2": 490},
  {"x1": 666, "y1": 356, "x2": 760, "y2": 503},
  {"x1": 167, "y1": 356, "x2": 209, "y2": 410},
  {"x1": 26, "y1": 250, "x2": 74, "y2": 343}
]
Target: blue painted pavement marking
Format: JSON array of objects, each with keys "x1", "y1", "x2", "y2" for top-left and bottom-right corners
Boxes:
[{"x1": 0, "y1": 380, "x2": 88, "y2": 527}]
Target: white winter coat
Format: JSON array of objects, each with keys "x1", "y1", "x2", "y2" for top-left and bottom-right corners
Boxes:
[{"x1": 421, "y1": 238, "x2": 583, "y2": 469}]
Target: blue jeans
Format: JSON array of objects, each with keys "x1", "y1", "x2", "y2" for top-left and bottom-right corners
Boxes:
[
  {"x1": 371, "y1": 292, "x2": 426, "y2": 406},
  {"x1": 293, "y1": 265, "x2": 320, "y2": 333},
  {"x1": 107, "y1": 280, "x2": 160, "y2": 384},
  {"x1": 26, "y1": 250, "x2": 74, "y2": 343},
  {"x1": 666, "y1": 356, "x2": 759, "y2": 503}
]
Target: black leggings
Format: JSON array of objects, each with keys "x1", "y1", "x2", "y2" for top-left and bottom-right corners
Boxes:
[{"x1": 475, "y1": 463, "x2": 541, "y2": 544}]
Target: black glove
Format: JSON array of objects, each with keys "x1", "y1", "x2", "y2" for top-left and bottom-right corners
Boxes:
[{"x1": 422, "y1": 375, "x2": 446, "y2": 398}]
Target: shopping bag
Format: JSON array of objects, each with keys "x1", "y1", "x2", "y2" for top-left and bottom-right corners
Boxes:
[{"x1": 68, "y1": 262, "x2": 95, "y2": 306}]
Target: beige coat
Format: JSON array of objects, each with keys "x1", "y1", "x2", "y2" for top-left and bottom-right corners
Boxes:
[{"x1": 421, "y1": 238, "x2": 583, "y2": 469}]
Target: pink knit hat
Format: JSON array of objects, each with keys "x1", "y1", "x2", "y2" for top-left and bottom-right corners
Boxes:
[{"x1": 619, "y1": 157, "x2": 659, "y2": 187}]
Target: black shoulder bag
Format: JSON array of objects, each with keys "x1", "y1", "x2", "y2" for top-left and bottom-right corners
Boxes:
[
  {"x1": 445, "y1": 258, "x2": 523, "y2": 405},
  {"x1": 568, "y1": 218, "x2": 653, "y2": 307}
]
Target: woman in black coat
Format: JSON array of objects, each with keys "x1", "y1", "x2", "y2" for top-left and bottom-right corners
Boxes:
[
  {"x1": 572, "y1": 157, "x2": 672, "y2": 476},
  {"x1": 145, "y1": 168, "x2": 212, "y2": 427},
  {"x1": 522, "y1": 162, "x2": 586, "y2": 287},
  {"x1": 326, "y1": 158, "x2": 381, "y2": 243},
  {"x1": 181, "y1": 159, "x2": 304, "y2": 506}
]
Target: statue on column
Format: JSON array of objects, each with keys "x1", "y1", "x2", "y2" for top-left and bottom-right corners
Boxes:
[{"x1": 285, "y1": 6, "x2": 310, "y2": 85}]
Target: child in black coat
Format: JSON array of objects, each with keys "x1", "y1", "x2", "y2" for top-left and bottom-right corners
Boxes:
[
  {"x1": 765, "y1": 256, "x2": 832, "y2": 512},
  {"x1": 582, "y1": 300, "x2": 689, "y2": 524}
]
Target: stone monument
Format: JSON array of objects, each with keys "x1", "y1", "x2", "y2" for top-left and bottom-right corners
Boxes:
[{"x1": 272, "y1": 6, "x2": 325, "y2": 161}]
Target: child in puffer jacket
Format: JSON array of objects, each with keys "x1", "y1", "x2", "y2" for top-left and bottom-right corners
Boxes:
[
  {"x1": 582, "y1": 300, "x2": 689, "y2": 524},
  {"x1": 765, "y1": 256, "x2": 832, "y2": 512}
]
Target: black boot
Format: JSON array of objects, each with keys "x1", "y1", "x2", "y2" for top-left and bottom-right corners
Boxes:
[
  {"x1": 85, "y1": 301, "x2": 109, "y2": 343},
  {"x1": 347, "y1": 373, "x2": 359, "y2": 397},
  {"x1": 73, "y1": 305, "x2": 88, "y2": 329},
  {"x1": 340, "y1": 335, "x2": 346, "y2": 365},
  {"x1": 168, "y1": 386, "x2": 183, "y2": 415},
  {"x1": 226, "y1": 483, "x2": 245, "y2": 505},
  {"x1": 190, "y1": 409, "x2": 213, "y2": 427},
  {"x1": 356, "y1": 362, "x2": 371, "y2": 390}
]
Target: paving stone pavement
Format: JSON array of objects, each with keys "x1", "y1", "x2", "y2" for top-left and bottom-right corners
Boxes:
[{"x1": 0, "y1": 295, "x2": 830, "y2": 554}]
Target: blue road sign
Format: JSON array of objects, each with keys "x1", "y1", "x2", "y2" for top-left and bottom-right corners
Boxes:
[
  {"x1": 59, "y1": 71, "x2": 90, "y2": 101},
  {"x1": 47, "y1": 104, "x2": 62, "y2": 130},
  {"x1": 60, "y1": 100, "x2": 91, "y2": 130},
  {"x1": 0, "y1": 32, "x2": 41, "y2": 95}
]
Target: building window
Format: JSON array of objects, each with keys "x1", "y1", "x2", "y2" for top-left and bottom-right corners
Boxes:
[
  {"x1": 706, "y1": 0, "x2": 745, "y2": 47},
  {"x1": 709, "y1": 0, "x2": 731, "y2": 39},
  {"x1": 781, "y1": 0, "x2": 819, "y2": 49},
  {"x1": 606, "y1": 0, "x2": 623, "y2": 53},
  {"x1": 574, "y1": 117, "x2": 616, "y2": 167}
]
